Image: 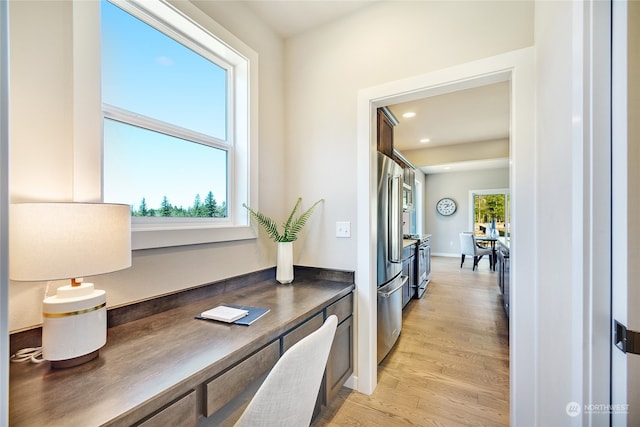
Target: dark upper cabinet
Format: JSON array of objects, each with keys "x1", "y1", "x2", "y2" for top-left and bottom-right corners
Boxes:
[
  {"x1": 377, "y1": 107, "x2": 416, "y2": 212},
  {"x1": 377, "y1": 107, "x2": 396, "y2": 157}
]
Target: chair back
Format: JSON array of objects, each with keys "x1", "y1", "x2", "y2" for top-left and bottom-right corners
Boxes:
[
  {"x1": 459, "y1": 232, "x2": 476, "y2": 256},
  {"x1": 234, "y1": 315, "x2": 338, "y2": 427}
]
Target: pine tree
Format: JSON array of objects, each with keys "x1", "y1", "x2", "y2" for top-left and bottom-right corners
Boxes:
[
  {"x1": 160, "y1": 196, "x2": 172, "y2": 217},
  {"x1": 139, "y1": 197, "x2": 149, "y2": 217},
  {"x1": 204, "y1": 191, "x2": 218, "y2": 217},
  {"x1": 192, "y1": 194, "x2": 202, "y2": 216},
  {"x1": 192, "y1": 193, "x2": 208, "y2": 217}
]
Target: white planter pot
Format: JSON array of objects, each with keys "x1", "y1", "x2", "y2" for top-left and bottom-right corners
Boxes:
[{"x1": 276, "y1": 241, "x2": 294, "y2": 284}]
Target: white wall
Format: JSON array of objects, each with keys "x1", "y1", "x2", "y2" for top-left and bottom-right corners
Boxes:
[
  {"x1": 8, "y1": 0, "x2": 286, "y2": 331},
  {"x1": 284, "y1": 0, "x2": 533, "y2": 270},
  {"x1": 283, "y1": 0, "x2": 533, "y2": 398},
  {"x1": 424, "y1": 168, "x2": 509, "y2": 256}
]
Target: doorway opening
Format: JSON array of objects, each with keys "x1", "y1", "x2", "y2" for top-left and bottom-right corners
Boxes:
[{"x1": 356, "y1": 49, "x2": 536, "y2": 418}]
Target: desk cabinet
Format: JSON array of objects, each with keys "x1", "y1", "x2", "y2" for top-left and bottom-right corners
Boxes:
[
  {"x1": 324, "y1": 294, "x2": 354, "y2": 404},
  {"x1": 200, "y1": 292, "x2": 354, "y2": 426}
]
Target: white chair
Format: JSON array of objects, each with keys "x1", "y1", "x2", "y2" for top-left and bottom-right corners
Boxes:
[
  {"x1": 234, "y1": 315, "x2": 338, "y2": 427},
  {"x1": 459, "y1": 232, "x2": 493, "y2": 271}
]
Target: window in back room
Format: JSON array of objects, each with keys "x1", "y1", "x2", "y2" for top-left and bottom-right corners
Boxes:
[{"x1": 472, "y1": 191, "x2": 510, "y2": 238}]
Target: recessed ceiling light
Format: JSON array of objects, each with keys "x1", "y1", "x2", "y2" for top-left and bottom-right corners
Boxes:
[
  {"x1": 419, "y1": 138, "x2": 430, "y2": 144},
  {"x1": 402, "y1": 112, "x2": 416, "y2": 118}
]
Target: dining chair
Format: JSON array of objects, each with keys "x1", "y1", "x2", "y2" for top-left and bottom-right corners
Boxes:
[
  {"x1": 459, "y1": 232, "x2": 493, "y2": 271},
  {"x1": 234, "y1": 315, "x2": 338, "y2": 427}
]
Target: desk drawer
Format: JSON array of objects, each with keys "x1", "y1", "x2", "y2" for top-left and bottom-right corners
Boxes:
[
  {"x1": 326, "y1": 293, "x2": 353, "y2": 323},
  {"x1": 204, "y1": 340, "x2": 279, "y2": 416},
  {"x1": 281, "y1": 313, "x2": 323, "y2": 353},
  {"x1": 136, "y1": 390, "x2": 197, "y2": 427}
]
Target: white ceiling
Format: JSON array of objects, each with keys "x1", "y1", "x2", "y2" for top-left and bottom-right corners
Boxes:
[
  {"x1": 240, "y1": 0, "x2": 377, "y2": 38},
  {"x1": 387, "y1": 81, "x2": 510, "y2": 151},
  {"x1": 240, "y1": 1, "x2": 511, "y2": 173},
  {"x1": 388, "y1": 81, "x2": 510, "y2": 173}
]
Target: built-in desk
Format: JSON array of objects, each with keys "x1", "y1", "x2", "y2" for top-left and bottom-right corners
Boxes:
[{"x1": 9, "y1": 270, "x2": 354, "y2": 426}]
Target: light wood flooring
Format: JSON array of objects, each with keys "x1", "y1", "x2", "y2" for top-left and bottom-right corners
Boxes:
[{"x1": 313, "y1": 256, "x2": 510, "y2": 426}]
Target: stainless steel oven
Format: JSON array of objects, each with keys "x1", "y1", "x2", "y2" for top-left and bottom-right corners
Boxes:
[{"x1": 415, "y1": 236, "x2": 431, "y2": 298}]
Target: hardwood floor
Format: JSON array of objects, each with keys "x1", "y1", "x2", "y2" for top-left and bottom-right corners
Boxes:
[{"x1": 313, "y1": 256, "x2": 509, "y2": 426}]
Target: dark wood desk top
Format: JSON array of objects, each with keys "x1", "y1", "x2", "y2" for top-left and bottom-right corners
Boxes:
[{"x1": 10, "y1": 277, "x2": 354, "y2": 426}]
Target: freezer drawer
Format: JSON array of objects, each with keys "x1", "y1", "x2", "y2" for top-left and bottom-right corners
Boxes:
[{"x1": 377, "y1": 274, "x2": 406, "y2": 364}]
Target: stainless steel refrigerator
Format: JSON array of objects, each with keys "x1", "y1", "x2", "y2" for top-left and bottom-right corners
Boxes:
[{"x1": 376, "y1": 152, "x2": 406, "y2": 364}]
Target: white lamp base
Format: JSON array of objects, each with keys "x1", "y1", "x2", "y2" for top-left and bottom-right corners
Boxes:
[{"x1": 42, "y1": 282, "x2": 107, "y2": 368}]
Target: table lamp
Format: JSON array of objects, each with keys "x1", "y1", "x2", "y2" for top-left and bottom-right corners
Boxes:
[{"x1": 9, "y1": 202, "x2": 131, "y2": 368}]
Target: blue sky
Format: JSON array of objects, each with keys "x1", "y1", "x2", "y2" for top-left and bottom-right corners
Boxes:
[{"x1": 101, "y1": 0, "x2": 228, "y2": 210}]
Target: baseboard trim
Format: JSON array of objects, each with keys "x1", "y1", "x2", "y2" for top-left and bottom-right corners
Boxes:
[{"x1": 431, "y1": 252, "x2": 459, "y2": 258}]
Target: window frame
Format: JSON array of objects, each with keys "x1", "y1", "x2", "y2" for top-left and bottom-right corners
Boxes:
[
  {"x1": 468, "y1": 188, "x2": 510, "y2": 239},
  {"x1": 101, "y1": 0, "x2": 258, "y2": 249}
]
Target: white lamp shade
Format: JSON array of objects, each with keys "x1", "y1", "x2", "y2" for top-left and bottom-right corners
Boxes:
[{"x1": 9, "y1": 202, "x2": 132, "y2": 281}]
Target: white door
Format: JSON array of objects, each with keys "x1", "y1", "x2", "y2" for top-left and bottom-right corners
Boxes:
[{"x1": 611, "y1": 1, "x2": 640, "y2": 425}]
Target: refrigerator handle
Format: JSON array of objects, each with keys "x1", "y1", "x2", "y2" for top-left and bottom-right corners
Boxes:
[
  {"x1": 389, "y1": 175, "x2": 402, "y2": 263},
  {"x1": 377, "y1": 275, "x2": 408, "y2": 297}
]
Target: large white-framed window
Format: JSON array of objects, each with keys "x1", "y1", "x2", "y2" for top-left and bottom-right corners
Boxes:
[{"x1": 100, "y1": 0, "x2": 257, "y2": 249}]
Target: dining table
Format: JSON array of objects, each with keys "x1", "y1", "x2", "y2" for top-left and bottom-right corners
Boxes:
[{"x1": 476, "y1": 235, "x2": 498, "y2": 271}]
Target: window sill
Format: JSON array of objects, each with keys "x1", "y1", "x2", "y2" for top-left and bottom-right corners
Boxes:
[{"x1": 132, "y1": 224, "x2": 256, "y2": 250}]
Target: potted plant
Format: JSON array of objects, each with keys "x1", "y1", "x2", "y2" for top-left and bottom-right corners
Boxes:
[{"x1": 243, "y1": 198, "x2": 323, "y2": 284}]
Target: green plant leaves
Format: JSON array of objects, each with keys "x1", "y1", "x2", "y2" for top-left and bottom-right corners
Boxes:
[{"x1": 243, "y1": 198, "x2": 324, "y2": 242}]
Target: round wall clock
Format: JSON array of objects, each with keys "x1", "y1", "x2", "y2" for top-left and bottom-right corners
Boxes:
[{"x1": 436, "y1": 197, "x2": 457, "y2": 216}]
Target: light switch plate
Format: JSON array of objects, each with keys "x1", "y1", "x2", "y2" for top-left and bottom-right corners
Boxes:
[{"x1": 336, "y1": 221, "x2": 351, "y2": 238}]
